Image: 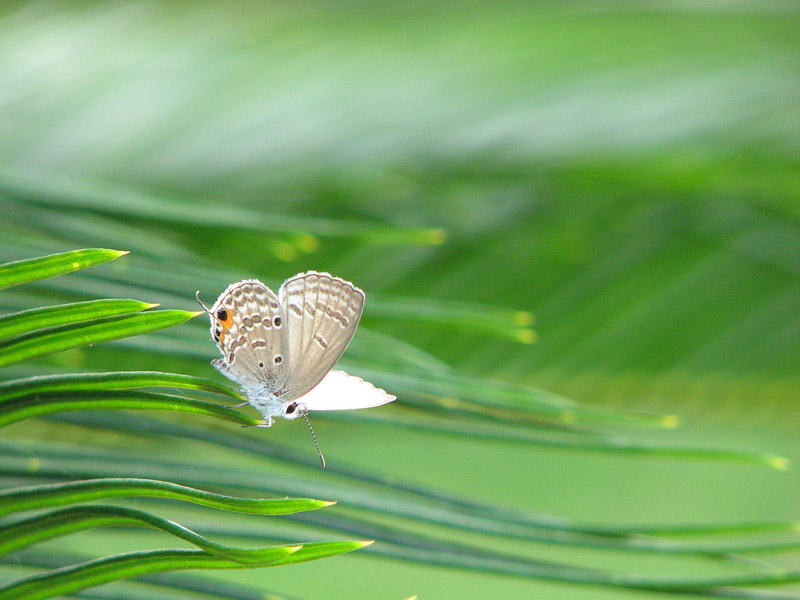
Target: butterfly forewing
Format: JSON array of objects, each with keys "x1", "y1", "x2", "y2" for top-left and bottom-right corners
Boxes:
[
  {"x1": 279, "y1": 271, "x2": 365, "y2": 400},
  {"x1": 209, "y1": 280, "x2": 289, "y2": 395}
]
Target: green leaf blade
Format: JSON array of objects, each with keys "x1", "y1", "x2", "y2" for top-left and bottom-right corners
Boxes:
[
  {"x1": 369, "y1": 295, "x2": 535, "y2": 344},
  {"x1": 0, "y1": 371, "x2": 242, "y2": 403},
  {"x1": 273, "y1": 540, "x2": 374, "y2": 565},
  {"x1": 329, "y1": 411, "x2": 790, "y2": 468},
  {"x1": 0, "y1": 390, "x2": 258, "y2": 428},
  {"x1": 0, "y1": 169, "x2": 443, "y2": 247},
  {"x1": 0, "y1": 249, "x2": 127, "y2": 290},
  {"x1": 0, "y1": 547, "x2": 299, "y2": 600},
  {"x1": 0, "y1": 505, "x2": 354, "y2": 564},
  {"x1": 0, "y1": 310, "x2": 202, "y2": 368},
  {"x1": 0, "y1": 299, "x2": 156, "y2": 340},
  {"x1": 0, "y1": 478, "x2": 333, "y2": 518}
]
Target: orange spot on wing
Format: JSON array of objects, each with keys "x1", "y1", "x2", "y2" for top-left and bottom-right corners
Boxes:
[
  {"x1": 213, "y1": 306, "x2": 234, "y2": 343},
  {"x1": 219, "y1": 310, "x2": 234, "y2": 331}
]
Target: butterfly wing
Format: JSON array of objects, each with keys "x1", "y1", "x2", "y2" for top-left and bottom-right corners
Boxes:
[
  {"x1": 208, "y1": 279, "x2": 289, "y2": 396},
  {"x1": 279, "y1": 271, "x2": 365, "y2": 401},
  {"x1": 292, "y1": 370, "x2": 396, "y2": 413}
]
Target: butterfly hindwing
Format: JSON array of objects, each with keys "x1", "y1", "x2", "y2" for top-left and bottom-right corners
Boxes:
[
  {"x1": 279, "y1": 271, "x2": 365, "y2": 401},
  {"x1": 294, "y1": 370, "x2": 396, "y2": 412}
]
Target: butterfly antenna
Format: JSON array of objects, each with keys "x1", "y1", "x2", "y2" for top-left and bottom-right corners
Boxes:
[
  {"x1": 195, "y1": 290, "x2": 212, "y2": 314},
  {"x1": 302, "y1": 411, "x2": 326, "y2": 469}
]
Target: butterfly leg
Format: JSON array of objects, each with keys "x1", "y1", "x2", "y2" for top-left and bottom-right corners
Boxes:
[
  {"x1": 255, "y1": 416, "x2": 274, "y2": 428},
  {"x1": 227, "y1": 401, "x2": 250, "y2": 408}
]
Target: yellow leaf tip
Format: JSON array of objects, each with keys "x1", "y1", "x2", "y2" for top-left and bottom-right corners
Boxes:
[
  {"x1": 358, "y1": 540, "x2": 375, "y2": 548},
  {"x1": 661, "y1": 414, "x2": 680, "y2": 428},
  {"x1": 428, "y1": 228, "x2": 447, "y2": 245},
  {"x1": 297, "y1": 234, "x2": 320, "y2": 253},
  {"x1": 516, "y1": 328, "x2": 536, "y2": 344},
  {"x1": 767, "y1": 456, "x2": 791, "y2": 471},
  {"x1": 145, "y1": 302, "x2": 161, "y2": 309},
  {"x1": 513, "y1": 311, "x2": 534, "y2": 326},
  {"x1": 321, "y1": 500, "x2": 337, "y2": 507},
  {"x1": 274, "y1": 241, "x2": 299, "y2": 262},
  {"x1": 440, "y1": 396, "x2": 460, "y2": 408},
  {"x1": 189, "y1": 310, "x2": 207, "y2": 318},
  {"x1": 113, "y1": 250, "x2": 131, "y2": 256}
]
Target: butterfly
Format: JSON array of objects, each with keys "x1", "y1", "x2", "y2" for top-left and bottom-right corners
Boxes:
[{"x1": 197, "y1": 271, "x2": 395, "y2": 466}]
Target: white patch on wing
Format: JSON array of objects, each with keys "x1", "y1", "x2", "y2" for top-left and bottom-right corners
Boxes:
[{"x1": 294, "y1": 370, "x2": 395, "y2": 412}]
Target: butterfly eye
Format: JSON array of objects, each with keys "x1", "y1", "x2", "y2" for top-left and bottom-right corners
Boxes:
[
  {"x1": 216, "y1": 307, "x2": 228, "y2": 321},
  {"x1": 285, "y1": 402, "x2": 298, "y2": 415}
]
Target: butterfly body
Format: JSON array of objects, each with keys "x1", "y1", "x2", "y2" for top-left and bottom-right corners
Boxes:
[{"x1": 202, "y1": 272, "x2": 395, "y2": 426}]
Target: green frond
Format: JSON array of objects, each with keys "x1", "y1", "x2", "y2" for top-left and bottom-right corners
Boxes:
[
  {"x1": 0, "y1": 3, "x2": 797, "y2": 599},
  {"x1": 0, "y1": 249, "x2": 127, "y2": 290}
]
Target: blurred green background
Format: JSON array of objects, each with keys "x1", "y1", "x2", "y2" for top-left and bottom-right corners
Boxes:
[{"x1": 0, "y1": 1, "x2": 798, "y2": 599}]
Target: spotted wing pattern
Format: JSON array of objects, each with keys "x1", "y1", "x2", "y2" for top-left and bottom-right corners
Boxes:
[
  {"x1": 208, "y1": 279, "x2": 289, "y2": 396},
  {"x1": 279, "y1": 271, "x2": 365, "y2": 401}
]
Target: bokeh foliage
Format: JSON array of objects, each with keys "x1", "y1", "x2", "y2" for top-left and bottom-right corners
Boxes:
[{"x1": 0, "y1": 1, "x2": 798, "y2": 599}]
